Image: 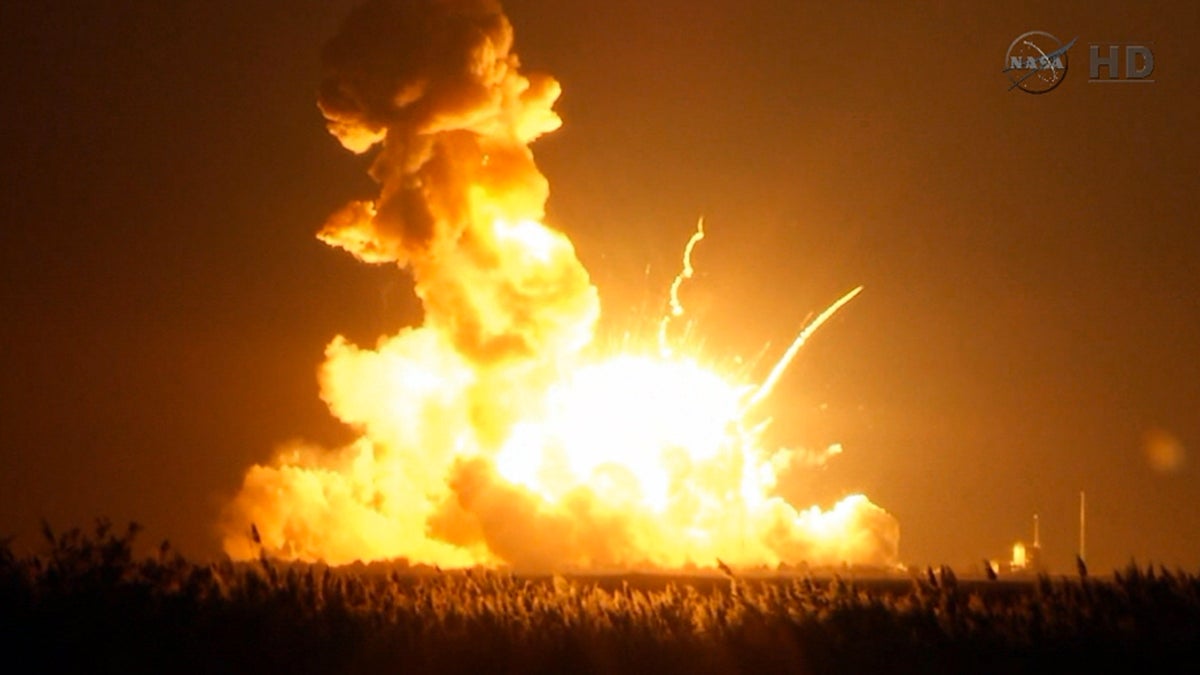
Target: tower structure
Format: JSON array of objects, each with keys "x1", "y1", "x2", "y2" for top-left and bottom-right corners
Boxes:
[
  {"x1": 1079, "y1": 491, "x2": 1086, "y2": 563},
  {"x1": 1027, "y1": 513, "x2": 1043, "y2": 571}
]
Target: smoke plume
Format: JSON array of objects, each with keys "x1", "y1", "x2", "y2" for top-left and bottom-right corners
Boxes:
[{"x1": 221, "y1": 0, "x2": 899, "y2": 572}]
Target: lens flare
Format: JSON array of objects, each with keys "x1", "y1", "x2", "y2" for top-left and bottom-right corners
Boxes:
[{"x1": 221, "y1": 0, "x2": 898, "y2": 572}]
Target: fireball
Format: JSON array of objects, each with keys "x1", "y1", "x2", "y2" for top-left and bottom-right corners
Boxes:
[{"x1": 221, "y1": 0, "x2": 898, "y2": 572}]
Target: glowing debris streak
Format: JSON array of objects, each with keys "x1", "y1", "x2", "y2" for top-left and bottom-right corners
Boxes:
[
  {"x1": 657, "y1": 218, "x2": 705, "y2": 358},
  {"x1": 744, "y1": 285, "x2": 864, "y2": 413}
]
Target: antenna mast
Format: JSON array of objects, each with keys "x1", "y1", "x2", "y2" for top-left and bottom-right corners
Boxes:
[{"x1": 1079, "y1": 490, "x2": 1086, "y2": 562}]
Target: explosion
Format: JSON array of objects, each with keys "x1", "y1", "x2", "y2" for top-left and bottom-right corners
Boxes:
[{"x1": 221, "y1": 0, "x2": 898, "y2": 571}]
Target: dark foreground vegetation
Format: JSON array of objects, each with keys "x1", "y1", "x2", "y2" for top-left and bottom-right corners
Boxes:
[{"x1": 3, "y1": 520, "x2": 1199, "y2": 674}]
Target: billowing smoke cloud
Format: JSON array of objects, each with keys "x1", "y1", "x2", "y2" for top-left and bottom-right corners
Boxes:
[
  {"x1": 222, "y1": 0, "x2": 602, "y2": 567},
  {"x1": 316, "y1": 0, "x2": 593, "y2": 365},
  {"x1": 221, "y1": 0, "x2": 899, "y2": 572}
]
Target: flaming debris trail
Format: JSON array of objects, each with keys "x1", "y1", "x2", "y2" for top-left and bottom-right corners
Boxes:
[
  {"x1": 744, "y1": 285, "x2": 864, "y2": 413},
  {"x1": 657, "y1": 218, "x2": 705, "y2": 358},
  {"x1": 221, "y1": 0, "x2": 898, "y2": 571}
]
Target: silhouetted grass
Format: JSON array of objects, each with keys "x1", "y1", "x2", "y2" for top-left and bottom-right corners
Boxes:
[{"x1": 2, "y1": 519, "x2": 1198, "y2": 674}]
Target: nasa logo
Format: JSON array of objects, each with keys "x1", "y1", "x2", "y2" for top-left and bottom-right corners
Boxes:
[{"x1": 1003, "y1": 31, "x2": 1078, "y2": 94}]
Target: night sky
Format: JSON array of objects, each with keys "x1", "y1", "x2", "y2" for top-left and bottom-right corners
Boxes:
[{"x1": 2, "y1": 0, "x2": 1197, "y2": 573}]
